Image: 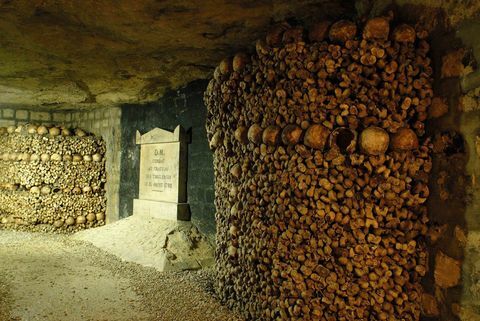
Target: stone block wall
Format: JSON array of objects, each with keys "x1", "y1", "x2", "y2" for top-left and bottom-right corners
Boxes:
[
  {"x1": 119, "y1": 80, "x2": 216, "y2": 241},
  {"x1": 414, "y1": 18, "x2": 480, "y2": 320},
  {"x1": 0, "y1": 106, "x2": 122, "y2": 223},
  {"x1": 0, "y1": 108, "x2": 51, "y2": 127}
]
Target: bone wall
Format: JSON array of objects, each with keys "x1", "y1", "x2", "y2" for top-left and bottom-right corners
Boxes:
[
  {"x1": 0, "y1": 123, "x2": 106, "y2": 232},
  {"x1": 205, "y1": 16, "x2": 434, "y2": 321},
  {"x1": 0, "y1": 107, "x2": 121, "y2": 223},
  {"x1": 203, "y1": 7, "x2": 480, "y2": 321}
]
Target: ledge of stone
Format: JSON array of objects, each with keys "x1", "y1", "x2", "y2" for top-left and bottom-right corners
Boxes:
[{"x1": 74, "y1": 215, "x2": 214, "y2": 272}]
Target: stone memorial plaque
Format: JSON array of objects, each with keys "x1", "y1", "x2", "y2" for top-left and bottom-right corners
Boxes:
[{"x1": 133, "y1": 126, "x2": 190, "y2": 221}]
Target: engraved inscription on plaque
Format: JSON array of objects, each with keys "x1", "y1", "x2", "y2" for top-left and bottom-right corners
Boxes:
[{"x1": 139, "y1": 142, "x2": 180, "y2": 202}]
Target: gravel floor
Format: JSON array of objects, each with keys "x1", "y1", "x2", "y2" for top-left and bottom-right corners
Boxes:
[{"x1": 0, "y1": 230, "x2": 244, "y2": 321}]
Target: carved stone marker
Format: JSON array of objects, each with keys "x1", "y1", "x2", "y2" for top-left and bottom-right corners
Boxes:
[{"x1": 133, "y1": 126, "x2": 190, "y2": 221}]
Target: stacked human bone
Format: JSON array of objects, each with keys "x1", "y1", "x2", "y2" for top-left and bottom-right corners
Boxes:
[
  {"x1": 205, "y1": 16, "x2": 434, "y2": 321},
  {"x1": 0, "y1": 124, "x2": 106, "y2": 232}
]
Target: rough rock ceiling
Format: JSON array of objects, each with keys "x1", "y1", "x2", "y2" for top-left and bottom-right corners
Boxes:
[
  {"x1": 0, "y1": 0, "x2": 478, "y2": 109},
  {"x1": 0, "y1": 0, "x2": 354, "y2": 109}
]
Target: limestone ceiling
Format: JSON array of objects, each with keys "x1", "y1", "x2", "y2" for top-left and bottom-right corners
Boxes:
[
  {"x1": 0, "y1": 0, "x2": 354, "y2": 109},
  {"x1": 0, "y1": 0, "x2": 477, "y2": 109}
]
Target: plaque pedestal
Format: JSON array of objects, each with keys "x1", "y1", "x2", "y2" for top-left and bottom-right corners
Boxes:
[{"x1": 133, "y1": 199, "x2": 190, "y2": 221}]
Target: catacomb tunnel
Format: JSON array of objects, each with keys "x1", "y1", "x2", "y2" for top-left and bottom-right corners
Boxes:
[{"x1": 0, "y1": 1, "x2": 480, "y2": 320}]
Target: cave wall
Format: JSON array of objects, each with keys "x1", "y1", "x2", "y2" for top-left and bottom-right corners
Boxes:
[
  {"x1": 119, "y1": 80, "x2": 216, "y2": 240},
  {"x1": 385, "y1": 9, "x2": 480, "y2": 320},
  {"x1": 434, "y1": 19, "x2": 480, "y2": 321},
  {"x1": 0, "y1": 106, "x2": 122, "y2": 223}
]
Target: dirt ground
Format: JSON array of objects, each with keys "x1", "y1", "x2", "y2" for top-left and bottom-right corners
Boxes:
[{"x1": 0, "y1": 230, "x2": 244, "y2": 321}]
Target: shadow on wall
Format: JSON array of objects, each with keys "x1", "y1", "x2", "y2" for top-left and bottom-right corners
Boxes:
[
  {"x1": 407, "y1": 6, "x2": 480, "y2": 320},
  {"x1": 118, "y1": 80, "x2": 216, "y2": 241}
]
